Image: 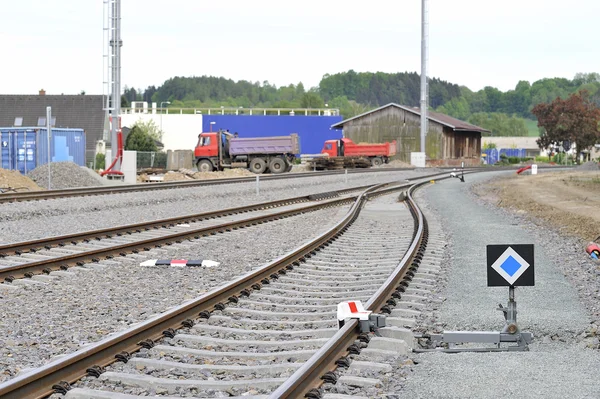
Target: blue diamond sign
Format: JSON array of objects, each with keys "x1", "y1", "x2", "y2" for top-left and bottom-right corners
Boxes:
[{"x1": 487, "y1": 245, "x2": 534, "y2": 287}]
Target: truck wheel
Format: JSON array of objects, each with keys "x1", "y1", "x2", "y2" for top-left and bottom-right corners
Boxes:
[
  {"x1": 249, "y1": 158, "x2": 267, "y2": 174},
  {"x1": 197, "y1": 160, "x2": 214, "y2": 173},
  {"x1": 371, "y1": 157, "x2": 383, "y2": 167},
  {"x1": 269, "y1": 157, "x2": 287, "y2": 174}
]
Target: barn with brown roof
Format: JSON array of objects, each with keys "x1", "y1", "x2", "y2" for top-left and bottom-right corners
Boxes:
[{"x1": 331, "y1": 103, "x2": 490, "y2": 166}]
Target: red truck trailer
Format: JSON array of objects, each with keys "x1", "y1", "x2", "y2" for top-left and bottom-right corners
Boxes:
[
  {"x1": 194, "y1": 130, "x2": 300, "y2": 174},
  {"x1": 318, "y1": 138, "x2": 397, "y2": 168}
]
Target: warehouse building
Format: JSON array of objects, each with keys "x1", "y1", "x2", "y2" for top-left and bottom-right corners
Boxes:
[
  {"x1": 0, "y1": 92, "x2": 104, "y2": 164},
  {"x1": 331, "y1": 103, "x2": 489, "y2": 166}
]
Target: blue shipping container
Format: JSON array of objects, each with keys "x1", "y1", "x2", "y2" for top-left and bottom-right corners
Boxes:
[
  {"x1": 483, "y1": 148, "x2": 527, "y2": 164},
  {"x1": 202, "y1": 115, "x2": 343, "y2": 155},
  {"x1": 1, "y1": 129, "x2": 37, "y2": 174},
  {"x1": 0, "y1": 128, "x2": 86, "y2": 174}
]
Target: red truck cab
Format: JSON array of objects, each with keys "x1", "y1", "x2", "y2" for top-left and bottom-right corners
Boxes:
[
  {"x1": 321, "y1": 138, "x2": 348, "y2": 157},
  {"x1": 194, "y1": 132, "x2": 219, "y2": 158}
]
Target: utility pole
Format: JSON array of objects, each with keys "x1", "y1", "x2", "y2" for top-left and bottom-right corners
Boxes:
[{"x1": 420, "y1": 0, "x2": 429, "y2": 154}]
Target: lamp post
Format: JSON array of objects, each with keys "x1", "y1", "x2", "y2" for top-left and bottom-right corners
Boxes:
[{"x1": 160, "y1": 101, "x2": 170, "y2": 133}]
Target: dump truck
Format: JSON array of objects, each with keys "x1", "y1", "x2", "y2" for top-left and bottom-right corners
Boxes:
[
  {"x1": 194, "y1": 130, "x2": 300, "y2": 174},
  {"x1": 313, "y1": 138, "x2": 397, "y2": 169}
]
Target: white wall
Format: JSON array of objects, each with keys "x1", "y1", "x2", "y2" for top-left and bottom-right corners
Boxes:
[{"x1": 120, "y1": 113, "x2": 203, "y2": 151}]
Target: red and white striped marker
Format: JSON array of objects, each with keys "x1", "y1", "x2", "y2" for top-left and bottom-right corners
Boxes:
[
  {"x1": 140, "y1": 259, "x2": 220, "y2": 268},
  {"x1": 337, "y1": 300, "x2": 372, "y2": 322}
]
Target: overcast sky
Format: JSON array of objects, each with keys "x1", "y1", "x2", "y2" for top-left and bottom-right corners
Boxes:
[{"x1": 1, "y1": 0, "x2": 598, "y2": 96}]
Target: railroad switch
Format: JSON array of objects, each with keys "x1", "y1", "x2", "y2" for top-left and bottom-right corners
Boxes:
[
  {"x1": 337, "y1": 300, "x2": 386, "y2": 333},
  {"x1": 415, "y1": 286, "x2": 533, "y2": 353}
]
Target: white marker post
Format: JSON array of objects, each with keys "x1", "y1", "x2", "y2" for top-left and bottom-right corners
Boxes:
[
  {"x1": 46, "y1": 106, "x2": 52, "y2": 190},
  {"x1": 256, "y1": 175, "x2": 259, "y2": 195},
  {"x1": 345, "y1": 169, "x2": 348, "y2": 184}
]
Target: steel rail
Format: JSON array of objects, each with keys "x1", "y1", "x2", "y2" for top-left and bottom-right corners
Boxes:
[
  {"x1": 0, "y1": 184, "x2": 371, "y2": 257},
  {"x1": 0, "y1": 170, "x2": 457, "y2": 284},
  {"x1": 0, "y1": 164, "x2": 552, "y2": 203},
  {"x1": 269, "y1": 178, "x2": 434, "y2": 399},
  {"x1": 0, "y1": 182, "x2": 405, "y2": 399},
  {"x1": 0, "y1": 195, "x2": 357, "y2": 283},
  {"x1": 0, "y1": 167, "x2": 416, "y2": 203}
]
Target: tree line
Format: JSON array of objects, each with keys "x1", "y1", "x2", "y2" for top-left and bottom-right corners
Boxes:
[{"x1": 122, "y1": 71, "x2": 600, "y2": 137}]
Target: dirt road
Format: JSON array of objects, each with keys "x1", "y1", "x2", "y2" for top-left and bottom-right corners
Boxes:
[{"x1": 473, "y1": 168, "x2": 600, "y2": 242}]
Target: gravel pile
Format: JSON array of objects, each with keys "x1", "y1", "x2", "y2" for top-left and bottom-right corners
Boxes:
[
  {"x1": 0, "y1": 205, "x2": 350, "y2": 383},
  {"x1": 0, "y1": 170, "x2": 429, "y2": 244},
  {"x1": 395, "y1": 171, "x2": 600, "y2": 398},
  {"x1": 577, "y1": 161, "x2": 600, "y2": 171},
  {"x1": 27, "y1": 162, "x2": 101, "y2": 190}
]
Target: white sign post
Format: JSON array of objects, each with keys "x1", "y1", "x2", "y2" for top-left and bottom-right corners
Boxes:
[
  {"x1": 46, "y1": 106, "x2": 52, "y2": 190},
  {"x1": 531, "y1": 164, "x2": 538, "y2": 175}
]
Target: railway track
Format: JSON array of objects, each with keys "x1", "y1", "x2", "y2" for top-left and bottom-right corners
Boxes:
[
  {"x1": 0, "y1": 164, "x2": 567, "y2": 204},
  {"x1": 0, "y1": 170, "x2": 454, "y2": 284},
  {"x1": 0, "y1": 177, "x2": 433, "y2": 398},
  {"x1": 0, "y1": 167, "x2": 415, "y2": 204},
  {"x1": 0, "y1": 185, "x2": 369, "y2": 283}
]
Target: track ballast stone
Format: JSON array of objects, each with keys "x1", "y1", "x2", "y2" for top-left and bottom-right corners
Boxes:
[
  {"x1": 0, "y1": 170, "x2": 429, "y2": 243},
  {"x1": 0, "y1": 205, "x2": 350, "y2": 384},
  {"x1": 27, "y1": 162, "x2": 101, "y2": 190}
]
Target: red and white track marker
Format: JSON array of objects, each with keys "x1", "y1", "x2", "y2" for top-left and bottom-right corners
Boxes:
[
  {"x1": 139, "y1": 259, "x2": 220, "y2": 268},
  {"x1": 337, "y1": 300, "x2": 372, "y2": 322}
]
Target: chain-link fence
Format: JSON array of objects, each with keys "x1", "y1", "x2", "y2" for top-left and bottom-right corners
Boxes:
[{"x1": 137, "y1": 151, "x2": 167, "y2": 169}]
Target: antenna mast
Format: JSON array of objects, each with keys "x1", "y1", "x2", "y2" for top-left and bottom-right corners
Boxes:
[
  {"x1": 103, "y1": 0, "x2": 122, "y2": 172},
  {"x1": 420, "y1": 0, "x2": 429, "y2": 153}
]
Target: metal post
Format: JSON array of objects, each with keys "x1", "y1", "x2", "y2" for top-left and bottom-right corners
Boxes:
[
  {"x1": 255, "y1": 175, "x2": 260, "y2": 195},
  {"x1": 109, "y1": 0, "x2": 122, "y2": 173},
  {"x1": 46, "y1": 106, "x2": 52, "y2": 190},
  {"x1": 419, "y1": 0, "x2": 429, "y2": 153}
]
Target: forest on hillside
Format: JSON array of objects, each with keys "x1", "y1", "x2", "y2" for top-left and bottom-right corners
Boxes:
[{"x1": 122, "y1": 71, "x2": 600, "y2": 137}]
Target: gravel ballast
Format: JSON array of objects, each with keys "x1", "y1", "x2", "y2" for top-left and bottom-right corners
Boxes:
[
  {"x1": 0, "y1": 170, "x2": 429, "y2": 244},
  {"x1": 0, "y1": 205, "x2": 350, "y2": 383},
  {"x1": 27, "y1": 162, "x2": 102, "y2": 190},
  {"x1": 397, "y1": 171, "x2": 600, "y2": 398}
]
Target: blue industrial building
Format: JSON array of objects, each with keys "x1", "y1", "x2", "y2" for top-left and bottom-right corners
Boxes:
[{"x1": 202, "y1": 115, "x2": 343, "y2": 155}]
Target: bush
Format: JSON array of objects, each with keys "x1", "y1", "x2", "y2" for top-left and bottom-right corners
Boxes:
[
  {"x1": 95, "y1": 153, "x2": 105, "y2": 170},
  {"x1": 535, "y1": 156, "x2": 550, "y2": 163},
  {"x1": 507, "y1": 156, "x2": 520, "y2": 164}
]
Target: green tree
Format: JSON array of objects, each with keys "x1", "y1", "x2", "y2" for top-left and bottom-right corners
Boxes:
[
  {"x1": 301, "y1": 91, "x2": 325, "y2": 108},
  {"x1": 125, "y1": 125, "x2": 158, "y2": 152},
  {"x1": 131, "y1": 119, "x2": 164, "y2": 142}
]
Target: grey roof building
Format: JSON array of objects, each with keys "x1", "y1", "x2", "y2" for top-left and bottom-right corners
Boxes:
[{"x1": 0, "y1": 92, "x2": 105, "y2": 163}]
